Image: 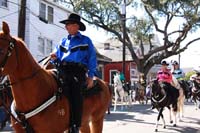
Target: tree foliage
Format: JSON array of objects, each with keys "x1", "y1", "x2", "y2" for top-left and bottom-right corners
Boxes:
[
  {"x1": 184, "y1": 71, "x2": 195, "y2": 81},
  {"x1": 60, "y1": 0, "x2": 200, "y2": 78}
]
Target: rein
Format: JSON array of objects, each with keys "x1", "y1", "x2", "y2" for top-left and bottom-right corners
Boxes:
[
  {"x1": 151, "y1": 82, "x2": 167, "y2": 104},
  {"x1": 152, "y1": 92, "x2": 167, "y2": 103}
]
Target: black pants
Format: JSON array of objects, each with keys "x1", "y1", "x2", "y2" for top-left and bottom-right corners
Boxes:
[{"x1": 58, "y1": 62, "x2": 87, "y2": 127}]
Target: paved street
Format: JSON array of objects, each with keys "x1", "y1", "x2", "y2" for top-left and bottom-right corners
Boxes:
[
  {"x1": 103, "y1": 102, "x2": 200, "y2": 133},
  {"x1": 1, "y1": 102, "x2": 200, "y2": 133}
]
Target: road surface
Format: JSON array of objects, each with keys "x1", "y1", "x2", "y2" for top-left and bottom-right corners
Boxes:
[
  {"x1": 1, "y1": 102, "x2": 200, "y2": 133},
  {"x1": 103, "y1": 102, "x2": 200, "y2": 133}
]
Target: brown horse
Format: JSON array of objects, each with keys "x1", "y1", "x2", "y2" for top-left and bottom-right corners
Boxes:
[{"x1": 0, "y1": 21, "x2": 111, "y2": 133}]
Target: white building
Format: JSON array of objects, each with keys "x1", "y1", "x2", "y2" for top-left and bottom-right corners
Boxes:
[{"x1": 0, "y1": 0, "x2": 71, "y2": 61}]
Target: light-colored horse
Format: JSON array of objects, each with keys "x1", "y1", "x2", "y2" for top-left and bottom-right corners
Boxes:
[
  {"x1": 113, "y1": 74, "x2": 131, "y2": 111},
  {"x1": 171, "y1": 76, "x2": 185, "y2": 121}
]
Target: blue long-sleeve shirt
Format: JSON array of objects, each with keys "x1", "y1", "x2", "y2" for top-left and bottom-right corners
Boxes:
[
  {"x1": 53, "y1": 32, "x2": 97, "y2": 78},
  {"x1": 172, "y1": 69, "x2": 184, "y2": 79}
]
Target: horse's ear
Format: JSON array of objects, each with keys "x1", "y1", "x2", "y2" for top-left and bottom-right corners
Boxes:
[{"x1": 2, "y1": 21, "x2": 10, "y2": 35}]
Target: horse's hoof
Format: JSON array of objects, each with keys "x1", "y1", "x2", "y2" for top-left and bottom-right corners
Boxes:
[
  {"x1": 173, "y1": 124, "x2": 176, "y2": 127},
  {"x1": 107, "y1": 111, "x2": 111, "y2": 114},
  {"x1": 170, "y1": 120, "x2": 173, "y2": 123},
  {"x1": 155, "y1": 129, "x2": 158, "y2": 132},
  {"x1": 163, "y1": 126, "x2": 166, "y2": 129}
]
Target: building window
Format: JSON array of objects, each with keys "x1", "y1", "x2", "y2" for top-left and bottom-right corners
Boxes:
[
  {"x1": 48, "y1": 6, "x2": 54, "y2": 23},
  {"x1": 39, "y1": 3, "x2": 46, "y2": 22},
  {"x1": 0, "y1": 0, "x2": 8, "y2": 7},
  {"x1": 39, "y1": 2, "x2": 54, "y2": 23},
  {"x1": 46, "y1": 39, "x2": 53, "y2": 54},
  {"x1": 38, "y1": 37, "x2": 45, "y2": 55},
  {"x1": 38, "y1": 37, "x2": 53, "y2": 56}
]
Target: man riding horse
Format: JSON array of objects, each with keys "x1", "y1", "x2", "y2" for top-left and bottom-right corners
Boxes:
[
  {"x1": 171, "y1": 61, "x2": 191, "y2": 99},
  {"x1": 51, "y1": 13, "x2": 97, "y2": 133},
  {"x1": 190, "y1": 66, "x2": 200, "y2": 108}
]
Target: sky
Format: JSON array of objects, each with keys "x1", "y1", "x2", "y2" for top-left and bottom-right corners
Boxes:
[{"x1": 83, "y1": 25, "x2": 109, "y2": 43}]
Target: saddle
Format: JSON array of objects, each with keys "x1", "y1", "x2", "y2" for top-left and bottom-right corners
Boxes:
[{"x1": 82, "y1": 80, "x2": 102, "y2": 97}]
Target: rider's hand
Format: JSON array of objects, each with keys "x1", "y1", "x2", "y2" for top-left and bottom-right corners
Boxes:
[
  {"x1": 50, "y1": 53, "x2": 57, "y2": 60},
  {"x1": 87, "y1": 77, "x2": 93, "y2": 89}
]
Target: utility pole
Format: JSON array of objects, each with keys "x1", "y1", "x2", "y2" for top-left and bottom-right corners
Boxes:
[
  {"x1": 121, "y1": 0, "x2": 126, "y2": 76},
  {"x1": 18, "y1": 0, "x2": 27, "y2": 40}
]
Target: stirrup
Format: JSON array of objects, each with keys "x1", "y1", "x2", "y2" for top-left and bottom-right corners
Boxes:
[{"x1": 69, "y1": 125, "x2": 79, "y2": 133}]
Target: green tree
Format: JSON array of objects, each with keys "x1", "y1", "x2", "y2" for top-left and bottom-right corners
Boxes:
[
  {"x1": 184, "y1": 71, "x2": 195, "y2": 81},
  {"x1": 60, "y1": 0, "x2": 200, "y2": 78}
]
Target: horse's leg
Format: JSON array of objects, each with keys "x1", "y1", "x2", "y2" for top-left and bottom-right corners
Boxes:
[
  {"x1": 142, "y1": 90, "x2": 145, "y2": 104},
  {"x1": 198, "y1": 100, "x2": 200, "y2": 109},
  {"x1": 128, "y1": 91, "x2": 132, "y2": 107},
  {"x1": 180, "y1": 95, "x2": 185, "y2": 120},
  {"x1": 80, "y1": 122, "x2": 90, "y2": 133},
  {"x1": 193, "y1": 96, "x2": 198, "y2": 110},
  {"x1": 159, "y1": 111, "x2": 166, "y2": 129},
  {"x1": 172, "y1": 102, "x2": 178, "y2": 127},
  {"x1": 177, "y1": 89, "x2": 185, "y2": 121},
  {"x1": 120, "y1": 91, "x2": 124, "y2": 111},
  {"x1": 172, "y1": 110, "x2": 177, "y2": 127},
  {"x1": 167, "y1": 106, "x2": 173, "y2": 124},
  {"x1": 124, "y1": 91, "x2": 130, "y2": 109},
  {"x1": 155, "y1": 108, "x2": 164, "y2": 132},
  {"x1": 107, "y1": 106, "x2": 111, "y2": 114},
  {"x1": 124, "y1": 93, "x2": 127, "y2": 109},
  {"x1": 113, "y1": 87, "x2": 118, "y2": 111},
  {"x1": 90, "y1": 116, "x2": 104, "y2": 133}
]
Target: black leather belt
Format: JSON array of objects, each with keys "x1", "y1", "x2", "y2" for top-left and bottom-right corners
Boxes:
[{"x1": 61, "y1": 61, "x2": 87, "y2": 72}]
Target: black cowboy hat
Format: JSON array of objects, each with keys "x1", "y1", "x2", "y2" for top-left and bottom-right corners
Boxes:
[
  {"x1": 161, "y1": 60, "x2": 169, "y2": 66},
  {"x1": 60, "y1": 13, "x2": 86, "y2": 31}
]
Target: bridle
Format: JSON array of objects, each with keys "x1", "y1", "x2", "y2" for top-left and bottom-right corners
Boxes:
[
  {"x1": 151, "y1": 81, "x2": 167, "y2": 104},
  {"x1": 0, "y1": 37, "x2": 16, "y2": 71},
  {"x1": 0, "y1": 37, "x2": 59, "y2": 132}
]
